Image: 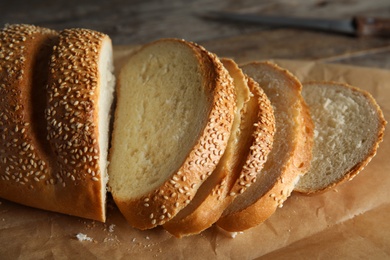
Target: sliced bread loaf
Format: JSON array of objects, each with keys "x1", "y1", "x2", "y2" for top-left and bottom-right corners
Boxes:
[
  {"x1": 108, "y1": 39, "x2": 236, "y2": 230},
  {"x1": 217, "y1": 61, "x2": 314, "y2": 232},
  {"x1": 294, "y1": 82, "x2": 386, "y2": 194},
  {"x1": 163, "y1": 58, "x2": 275, "y2": 237},
  {"x1": 0, "y1": 25, "x2": 114, "y2": 222}
]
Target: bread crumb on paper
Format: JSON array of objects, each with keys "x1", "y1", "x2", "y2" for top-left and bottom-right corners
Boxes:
[
  {"x1": 216, "y1": 226, "x2": 243, "y2": 238},
  {"x1": 108, "y1": 224, "x2": 115, "y2": 233},
  {"x1": 75, "y1": 233, "x2": 93, "y2": 242},
  {"x1": 103, "y1": 237, "x2": 114, "y2": 243}
]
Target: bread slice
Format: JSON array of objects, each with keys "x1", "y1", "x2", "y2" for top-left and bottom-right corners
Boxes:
[
  {"x1": 163, "y1": 58, "x2": 275, "y2": 237},
  {"x1": 45, "y1": 28, "x2": 115, "y2": 221},
  {"x1": 0, "y1": 25, "x2": 115, "y2": 222},
  {"x1": 294, "y1": 82, "x2": 386, "y2": 194},
  {"x1": 217, "y1": 61, "x2": 314, "y2": 232},
  {"x1": 108, "y1": 39, "x2": 236, "y2": 230}
]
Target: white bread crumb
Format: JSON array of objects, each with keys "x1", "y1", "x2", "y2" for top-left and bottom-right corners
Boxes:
[
  {"x1": 217, "y1": 226, "x2": 243, "y2": 238},
  {"x1": 108, "y1": 224, "x2": 115, "y2": 233},
  {"x1": 76, "y1": 233, "x2": 93, "y2": 242}
]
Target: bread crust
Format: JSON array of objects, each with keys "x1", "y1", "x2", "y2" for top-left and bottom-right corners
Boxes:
[
  {"x1": 217, "y1": 61, "x2": 314, "y2": 232},
  {"x1": 163, "y1": 59, "x2": 275, "y2": 237},
  {"x1": 110, "y1": 39, "x2": 236, "y2": 230},
  {"x1": 0, "y1": 25, "x2": 112, "y2": 222},
  {"x1": 227, "y1": 76, "x2": 276, "y2": 197},
  {"x1": 294, "y1": 81, "x2": 387, "y2": 194}
]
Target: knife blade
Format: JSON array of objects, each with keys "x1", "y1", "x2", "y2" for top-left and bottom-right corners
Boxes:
[{"x1": 203, "y1": 11, "x2": 390, "y2": 37}]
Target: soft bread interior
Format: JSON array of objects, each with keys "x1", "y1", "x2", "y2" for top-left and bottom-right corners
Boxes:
[
  {"x1": 296, "y1": 83, "x2": 384, "y2": 191},
  {"x1": 109, "y1": 41, "x2": 210, "y2": 199},
  {"x1": 98, "y1": 37, "x2": 115, "y2": 207}
]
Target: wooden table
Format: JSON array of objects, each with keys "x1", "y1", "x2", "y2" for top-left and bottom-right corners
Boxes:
[
  {"x1": 1, "y1": 0, "x2": 390, "y2": 69},
  {"x1": 1, "y1": 0, "x2": 390, "y2": 258}
]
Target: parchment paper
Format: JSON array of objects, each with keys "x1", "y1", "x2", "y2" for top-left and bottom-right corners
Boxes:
[{"x1": 0, "y1": 47, "x2": 389, "y2": 259}]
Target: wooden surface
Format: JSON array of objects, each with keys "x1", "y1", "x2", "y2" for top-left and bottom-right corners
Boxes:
[{"x1": 1, "y1": 0, "x2": 390, "y2": 69}]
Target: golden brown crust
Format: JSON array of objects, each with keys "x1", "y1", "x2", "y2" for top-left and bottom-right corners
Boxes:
[
  {"x1": 0, "y1": 25, "x2": 111, "y2": 222},
  {"x1": 217, "y1": 61, "x2": 313, "y2": 232},
  {"x1": 111, "y1": 39, "x2": 236, "y2": 230},
  {"x1": 294, "y1": 81, "x2": 387, "y2": 194},
  {"x1": 297, "y1": 96, "x2": 315, "y2": 175}
]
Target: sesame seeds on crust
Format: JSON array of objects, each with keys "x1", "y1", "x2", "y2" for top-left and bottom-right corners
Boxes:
[
  {"x1": 227, "y1": 77, "x2": 275, "y2": 197},
  {"x1": 0, "y1": 24, "x2": 57, "y2": 189},
  {"x1": 46, "y1": 28, "x2": 107, "y2": 185},
  {"x1": 0, "y1": 25, "x2": 111, "y2": 222}
]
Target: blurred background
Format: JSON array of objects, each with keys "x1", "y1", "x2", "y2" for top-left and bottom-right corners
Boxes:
[{"x1": 1, "y1": 0, "x2": 390, "y2": 67}]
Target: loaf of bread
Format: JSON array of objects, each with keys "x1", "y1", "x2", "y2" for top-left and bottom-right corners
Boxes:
[
  {"x1": 163, "y1": 58, "x2": 275, "y2": 237},
  {"x1": 0, "y1": 24, "x2": 115, "y2": 222},
  {"x1": 0, "y1": 23, "x2": 386, "y2": 237},
  {"x1": 108, "y1": 39, "x2": 236, "y2": 230},
  {"x1": 294, "y1": 82, "x2": 386, "y2": 194},
  {"x1": 217, "y1": 61, "x2": 314, "y2": 232}
]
